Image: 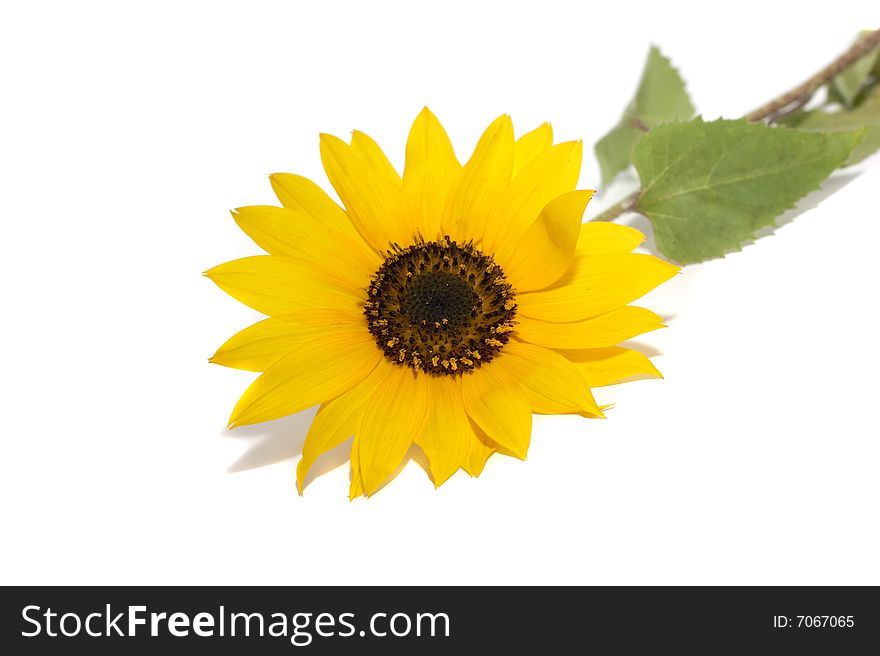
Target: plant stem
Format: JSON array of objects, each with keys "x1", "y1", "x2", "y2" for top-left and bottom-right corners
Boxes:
[
  {"x1": 746, "y1": 27, "x2": 880, "y2": 123},
  {"x1": 590, "y1": 191, "x2": 640, "y2": 222}
]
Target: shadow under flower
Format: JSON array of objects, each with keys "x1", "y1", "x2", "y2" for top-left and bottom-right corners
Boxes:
[
  {"x1": 224, "y1": 408, "x2": 316, "y2": 473},
  {"x1": 223, "y1": 407, "x2": 406, "y2": 493},
  {"x1": 620, "y1": 339, "x2": 663, "y2": 358}
]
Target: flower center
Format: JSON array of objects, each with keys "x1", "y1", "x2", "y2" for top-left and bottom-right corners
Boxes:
[{"x1": 364, "y1": 237, "x2": 516, "y2": 375}]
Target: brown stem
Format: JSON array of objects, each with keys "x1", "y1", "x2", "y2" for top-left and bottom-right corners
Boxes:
[
  {"x1": 631, "y1": 117, "x2": 651, "y2": 133},
  {"x1": 746, "y1": 27, "x2": 880, "y2": 123},
  {"x1": 590, "y1": 191, "x2": 640, "y2": 222}
]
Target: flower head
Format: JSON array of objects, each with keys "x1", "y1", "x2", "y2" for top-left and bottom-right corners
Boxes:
[{"x1": 207, "y1": 109, "x2": 678, "y2": 497}]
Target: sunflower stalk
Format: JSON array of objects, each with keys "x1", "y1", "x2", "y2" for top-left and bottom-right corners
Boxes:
[
  {"x1": 746, "y1": 27, "x2": 880, "y2": 123},
  {"x1": 590, "y1": 28, "x2": 880, "y2": 264},
  {"x1": 590, "y1": 191, "x2": 640, "y2": 222}
]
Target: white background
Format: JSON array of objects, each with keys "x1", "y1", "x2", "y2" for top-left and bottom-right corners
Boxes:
[{"x1": 1, "y1": 1, "x2": 878, "y2": 585}]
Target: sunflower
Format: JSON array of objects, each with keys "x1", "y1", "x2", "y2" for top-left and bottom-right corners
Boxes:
[{"x1": 207, "y1": 109, "x2": 679, "y2": 498}]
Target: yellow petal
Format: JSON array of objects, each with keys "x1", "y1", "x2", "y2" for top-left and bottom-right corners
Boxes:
[
  {"x1": 211, "y1": 317, "x2": 355, "y2": 372},
  {"x1": 204, "y1": 255, "x2": 364, "y2": 317},
  {"x1": 461, "y1": 364, "x2": 531, "y2": 459},
  {"x1": 414, "y1": 376, "x2": 470, "y2": 486},
  {"x1": 356, "y1": 364, "x2": 429, "y2": 496},
  {"x1": 503, "y1": 190, "x2": 593, "y2": 292},
  {"x1": 228, "y1": 328, "x2": 381, "y2": 428},
  {"x1": 559, "y1": 346, "x2": 662, "y2": 387},
  {"x1": 495, "y1": 340, "x2": 603, "y2": 416},
  {"x1": 403, "y1": 107, "x2": 460, "y2": 240},
  {"x1": 277, "y1": 307, "x2": 366, "y2": 325},
  {"x1": 211, "y1": 318, "x2": 302, "y2": 372},
  {"x1": 484, "y1": 140, "x2": 583, "y2": 263},
  {"x1": 462, "y1": 426, "x2": 497, "y2": 477},
  {"x1": 349, "y1": 432, "x2": 365, "y2": 500},
  {"x1": 441, "y1": 114, "x2": 514, "y2": 240},
  {"x1": 231, "y1": 205, "x2": 379, "y2": 290},
  {"x1": 296, "y1": 363, "x2": 393, "y2": 494},
  {"x1": 517, "y1": 252, "x2": 679, "y2": 322},
  {"x1": 269, "y1": 172, "x2": 358, "y2": 238},
  {"x1": 513, "y1": 123, "x2": 553, "y2": 175},
  {"x1": 515, "y1": 306, "x2": 664, "y2": 350},
  {"x1": 577, "y1": 221, "x2": 645, "y2": 254},
  {"x1": 351, "y1": 130, "x2": 402, "y2": 185},
  {"x1": 320, "y1": 133, "x2": 411, "y2": 251}
]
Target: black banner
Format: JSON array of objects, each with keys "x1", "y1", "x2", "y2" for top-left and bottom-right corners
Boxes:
[{"x1": 1, "y1": 586, "x2": 877, "y2": 653}]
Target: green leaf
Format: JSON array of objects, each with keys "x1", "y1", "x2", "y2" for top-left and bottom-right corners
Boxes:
[
  {"x1": 594, "y1": 122, "x2": 643, "y2": 187},
  {"x1": 632, "y1": 118, "x2": 862, "y2": 264},
  {"x1": 830, "y1": 31, "x2": 880, "y2": 108},
  {"x1": 781, "y1": 85, "x2": 880, "y2": 165},
  {"x1": 595, "y1": 46, "x2": 695, "y2": 186}
]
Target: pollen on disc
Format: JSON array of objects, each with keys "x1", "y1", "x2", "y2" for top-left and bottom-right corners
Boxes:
[{"x1": 364, "y1": 237, "x2": 517, "y2": 376}]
